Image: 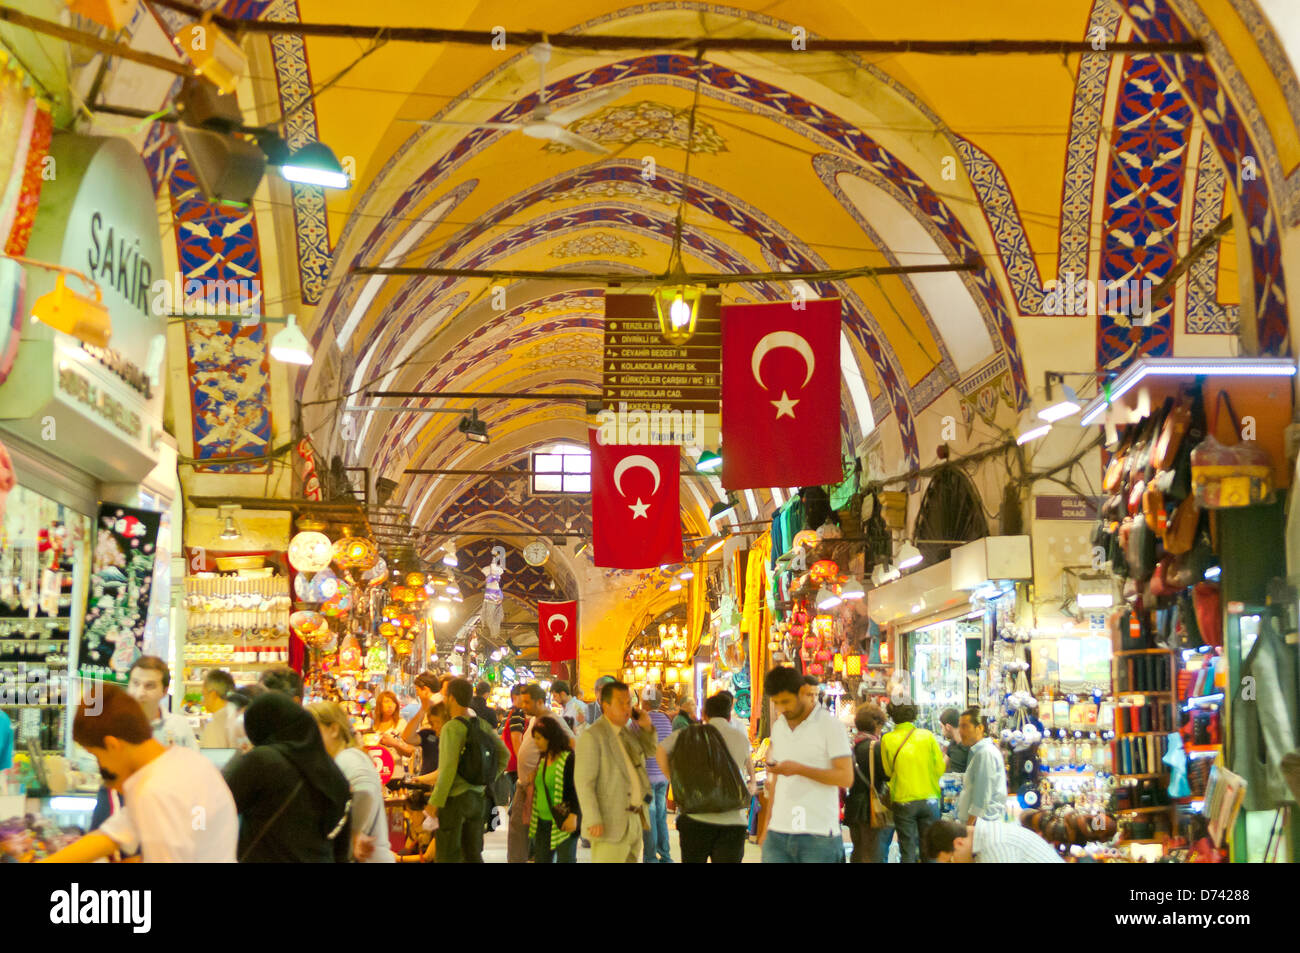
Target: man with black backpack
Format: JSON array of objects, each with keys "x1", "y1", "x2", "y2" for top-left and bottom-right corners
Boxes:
[
  {"x1": 656, "y1": 692, "x2": 755, "y2": 863},
  {"x1": 426, "y1": 678, "x2": 509, "y2": 863}
]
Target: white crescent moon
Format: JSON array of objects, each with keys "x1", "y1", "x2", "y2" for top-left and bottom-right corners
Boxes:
[
  {"x1": 751, "y1": 331, "x2": 815, "y2": 390},
  {"x1": 613, "y1": 454, "x2": 661, "y2": 498},
  {"x1": 547, "y1": 614, "x2": 569, "y2": 633}
]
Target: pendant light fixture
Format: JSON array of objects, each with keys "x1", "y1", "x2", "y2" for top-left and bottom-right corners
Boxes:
[
  {"x1": 896, "y1": 540, "x2": 923, "y2": 570},
  {"x1": 815, "y1": 586, "x2": 841, "y2": 611},
  {"x1": 269, "y1": 313, "x2": 313, "y2": 365},
  {"x1": 652, "y1": 61, "x2": 705, "y2": 345},
  {"x1": 218, "y1": 505, "x2": 242, "y2": 541},
  {"x1": 279, "y1": 142, "x2": 351, "y2": 190}
]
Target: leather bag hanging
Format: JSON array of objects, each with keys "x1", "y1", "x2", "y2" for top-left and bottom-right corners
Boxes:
[
  {"x1": 1164, "y1": 494, "x2": 1200, "y2": 555},
  {"x1": 1155, "y1": 391, "x2": 1193, "y2": 470},
  {"x1": 1190, "y1": 391, "x2": 1275, "y2": 509},
  {"x1": 1192, "y1": 582, "x2": 1223, "y2": 648},
  {"x1": 1124, "y1": 515, "x2": 1157, "y2": 582}
]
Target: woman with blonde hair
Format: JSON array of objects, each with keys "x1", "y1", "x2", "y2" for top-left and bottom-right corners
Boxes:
[{"x1": 309, "y1": 701, "x2": 396, "y2": 863}]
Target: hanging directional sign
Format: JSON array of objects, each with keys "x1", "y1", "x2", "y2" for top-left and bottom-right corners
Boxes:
[{"x1": 603, "y1": 293, "x2": 721, "y2": 413}]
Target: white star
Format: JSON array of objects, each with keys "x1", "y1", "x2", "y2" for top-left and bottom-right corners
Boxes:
[
  {"x1": 553, "y1": 631, "x2": 564, "y2": 642},
  {"x1": 771, "y1": 390, "x2": 799, "y2": 419},
  {"x1": 628, "y1": 497, "x2": 650, "y2": 519}
]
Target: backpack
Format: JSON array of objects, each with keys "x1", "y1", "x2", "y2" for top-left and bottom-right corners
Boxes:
[
  {"x1": 456, "y1": 716, "x2": 498, "y2": 786},
  {"x1": 666, "y1": 723, "x2": 748, "y2": 815}
]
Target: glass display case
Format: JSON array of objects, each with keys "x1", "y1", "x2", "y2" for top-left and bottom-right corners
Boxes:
[{"x1": 906, "y1": 613, "x2": 986, "y2": 732}]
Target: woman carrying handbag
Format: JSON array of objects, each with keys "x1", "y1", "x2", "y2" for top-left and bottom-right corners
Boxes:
[{"x1": 529, "y1": 715, "x2": 582, "y2": 863}]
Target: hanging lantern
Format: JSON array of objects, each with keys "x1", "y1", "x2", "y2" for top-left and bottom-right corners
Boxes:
[
  {"x1": 289, "y1": 531, "x2": 334, "y2": 573},
  {"x1": 321, "y1": 587, "x2": 352, "y2": 617},
  {"x1": 810, "y1": 559, "x2": 840, "y2": 583},
  {"x1": 308, "y1": 568, "x2": 341, "y2": 602},
  {"x1": 815, "y1": 649, "x2": 833, "y2": 662},
  {"x1": 802, "y1": 636, "x2": 818, "y2": 653},
  {"x1": 379, "y1": 621, "x2": 399, "y2": 640},
  {"x1": 334, "y1": 535, "x2": 378, "y2": 570},
  {"x1": 653, "y1": 283, "x2": 703, "y2": 345},
  {"x1": 406, "y1": 571, "x2": 426, "y2": 587},
  {"x1": 767, "y1": 640, "x2": 780, "y2": 652},
  {"x1": 399, "y1": 613, "x2": 417, "y2": 628},
  {"x1": 665, "y1": 666, "x2": 679, "y2": 684},
  {"x1": 392, "y1": 638, "x2": 413, "y2": 656},
  {"x1": 290, "y1": 610, "x2": 329, "y2": 644},
  {"x1": 808, "y1": 662, "x2": 824, "y2": 676},
  {"x1": 634, "y1": 664, "x2": 647, "y2": 679},
  {"x1": 338, "y1": 634, "x2": 362, "y2": 671},
  {"x1": 833, "y1": 653, "x2": 845, "y2": 673},
  {"x1": 647, "y1": 666, "x2": 662, "y2": 683},
  {"x1": 846, "y1": 655, "x2": 862, "y2": 677}
]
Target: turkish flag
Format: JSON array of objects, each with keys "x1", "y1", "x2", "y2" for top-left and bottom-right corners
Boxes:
[
  {"x1": 538, "y1": 600, "x2": 578, "y2": 661},
  {"x1": 589, "y1": 431, "x2": 683, "y2": 569},
  {"x1": 721, "y1": 298, "x2": 843, "y2": 489}
]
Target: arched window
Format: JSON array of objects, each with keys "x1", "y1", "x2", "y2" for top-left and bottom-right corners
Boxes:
[{"x1": 912, "y1": 466, "x2": 989, "y2": 566}]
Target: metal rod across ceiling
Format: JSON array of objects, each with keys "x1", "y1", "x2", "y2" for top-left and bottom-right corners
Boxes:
[{"x1": 140, "y1": 4, "x2": 1206, "y2": 56}]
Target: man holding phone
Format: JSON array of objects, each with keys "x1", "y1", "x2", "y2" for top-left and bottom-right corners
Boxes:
[
  {"x1": 757, "y1": 667, "x2": 853, "y2": 863},
  {"x1": 574, "y1": 679, "x2": 658, "y2": 863}
]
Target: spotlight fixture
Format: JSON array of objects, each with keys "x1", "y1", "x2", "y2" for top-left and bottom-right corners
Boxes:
[
  {"x1": 815, "y1": 586, "x2": 841, "y2": 611},
  {"x1": 668, "y1": 580, "x2": 682, "y2": 592},
  {"x1": 679, "y1": 567, "x2": 695, "y2": 580},
  {"x1": 574, "y1": 539, "x2": 590, "y2": 557},
  {"x1": 704, "y1": 535, "x2": 727, "y2": 555},
  {"x1": 217, "y1": 505, "x2": 241, "y2": 541},
  {"x1": 1038, "y1": 374, "x2": 1081, "y2": 423},
  {"x1": 269, "y1": 313, "x2": 313, "y2": 365},
  {"x1": 68, "y1": 0, "x2": 135, "y2": 30},
  {"x1": 696, "y1": 449, "x2": 722, "y2": 472},
  {"x1": 896, "y1": 541, "x2": 923, "y2": 570},
  {"x1": 278, "y1": 142, "x2": 350, "y2": 190},
  {"x1": 432, "y1": 605, "x2": 452, "y2": 624},
  {"x1": 442, "y1": 542, "x2": 458, "y2": 567},
  {"x1": 1016, "y1": 407, "x2": 1052, "y2": 445},
  {"x1": 840, "y1": 576, "x2": 865, "y2": 600},
  {"x1": 1079, "y1": 356, "x2": 1298, "y2": 426},
  {"x1": 458, "y1": 409, "x2": 489, "y2": 444},
  {"x1": 28, "y1": 271, "x2": 111, "y2": 347},
  {"x1": 708, "y1": 495, "x2": 737, "y2": 523},
  {"x1": 871, "y1": 564, "x2": 900, "y2": 587},
  {"x1": 175, "y1": 16, "x2": 248, "y2": 95}
]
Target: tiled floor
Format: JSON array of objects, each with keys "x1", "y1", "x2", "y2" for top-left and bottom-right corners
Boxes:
[{"x1": 477, "y1": 809, "x2": 845, "y2": 862}]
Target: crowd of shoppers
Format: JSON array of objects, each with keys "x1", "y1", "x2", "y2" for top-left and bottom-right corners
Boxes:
[{"x1": 36, "y1": 652, "x2": 1053, "y2": 864}]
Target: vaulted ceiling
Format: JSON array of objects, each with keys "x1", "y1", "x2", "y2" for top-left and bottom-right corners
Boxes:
[{"x1": 67, "y1": 0, "x2": 1300, "y2": 594}]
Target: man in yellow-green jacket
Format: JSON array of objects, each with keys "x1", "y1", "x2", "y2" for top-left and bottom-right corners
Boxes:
[{"x1": 880, "y1": 701, "x2": 945, "y2": 863}]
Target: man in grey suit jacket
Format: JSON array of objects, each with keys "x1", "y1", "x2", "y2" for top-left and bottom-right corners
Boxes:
[{"x1": 575, "y1": 679, "x2": 658, "y2": 863}]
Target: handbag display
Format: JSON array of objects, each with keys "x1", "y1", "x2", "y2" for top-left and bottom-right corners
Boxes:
[
  {"x1": 1124, "y1": 515, "x2": 1157, "y2": 582},
  {"x1": 1192, "y1": 582, "x2": 1223, "y2": 648},
  {"x1": 1163, "y1": 494, "x2": 1199, "y2": 555},
  {"x1": 1190, "y1": 391, "x2": 1275, "y2": 509},
  {"x1": 1155, "y1": 390, "x2": 1193, "y2": 470}
]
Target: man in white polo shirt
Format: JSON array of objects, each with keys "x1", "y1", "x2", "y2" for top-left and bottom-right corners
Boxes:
[
  {"x1": 757, "y1": 667, "x2": 853, "y2": 863},
  {"x1": 42, "y1": 684, "x2": 237, "y2": 863},
  {"x1": 923, "y1": 818, "x2": 1064, "y2": 864}
]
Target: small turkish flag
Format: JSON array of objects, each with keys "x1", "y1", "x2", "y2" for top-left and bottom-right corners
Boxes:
[
  {"x1": 538, "y1": 600, "x2": 578, "y2": 661},
  {"x1": 589, "y1": 431, "x2": 683, "y2": 569},
  {"x1": 721, "y1": 298, "x2": 843, "y2": 489}
]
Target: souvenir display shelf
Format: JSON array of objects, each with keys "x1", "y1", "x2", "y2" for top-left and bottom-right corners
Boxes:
[{"x1": 181, "y1": 570, "x2": 291, "y2": 692}]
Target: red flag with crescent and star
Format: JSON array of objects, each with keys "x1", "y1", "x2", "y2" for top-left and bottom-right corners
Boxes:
[
  {"x1": 538, "y1": 600, "x2": 578, "y2": 662},
  {"x1": 589, "y1": 430, "x2": 683, "y2": 569},
  {"x1": 721, "y1": 298, "x2": 843, "y2": 489}
]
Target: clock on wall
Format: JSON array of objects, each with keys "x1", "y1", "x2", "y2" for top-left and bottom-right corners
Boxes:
[{"x1": 523, "y1": 540, "x2": 550, "y2": 567}]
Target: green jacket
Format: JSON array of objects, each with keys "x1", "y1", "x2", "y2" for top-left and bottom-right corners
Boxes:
[
  {"x1": 430, "y1": 714, "x2": 510, "y2": 809},
  {"x1": 879, "y1": 722, "x2": 945, "y2": 803}
]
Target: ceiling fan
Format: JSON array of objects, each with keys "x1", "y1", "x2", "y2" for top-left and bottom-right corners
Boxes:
[{"x1": 403, "y1": 42, "x2": 621, "y2": 154}]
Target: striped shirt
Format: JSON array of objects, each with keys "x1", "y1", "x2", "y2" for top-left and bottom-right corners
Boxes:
[
  {"x1": 971, "y1": 819, "x2": 1064, "y2": 863},
  {"x1": 637, "y1": 711, "x2": 674, "y2": 784}
]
